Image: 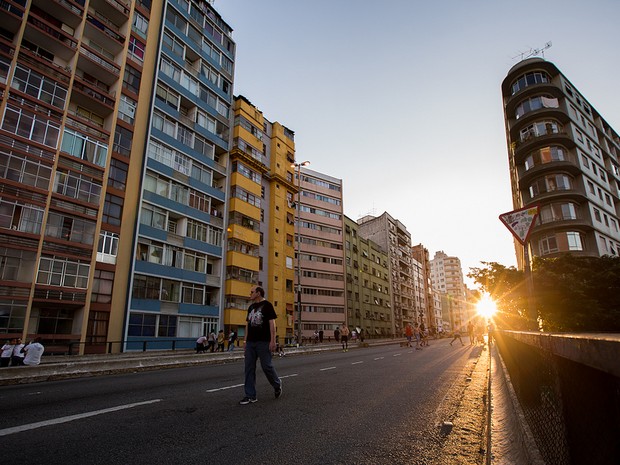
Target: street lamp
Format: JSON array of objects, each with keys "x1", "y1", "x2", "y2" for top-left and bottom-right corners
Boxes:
[{"x1": 292, "y1": 160, "x2": 310, "y2": 346}]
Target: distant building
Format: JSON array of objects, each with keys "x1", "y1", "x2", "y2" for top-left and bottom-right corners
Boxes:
[
  {"x1": 412, "y1": 244, "x2": 441, "y2": 332},
  {"x1": 358, "y1": 212, "x2": 414, "y2": 336},
  {"x1": 296, "y1": 167, "x2": 345, "y2": 340},
  {"x1": 344, "y1": 216, "x2": 392, "y2": 338},
  {"x1": 430, "y1": 251, "x2": 467, "y2": 331},
  {"x1": 501, "y1": 58, "x2": 620, "y2": 268}
]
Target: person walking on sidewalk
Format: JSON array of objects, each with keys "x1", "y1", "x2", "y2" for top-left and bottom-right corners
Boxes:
[
  {"x1": 239, "y1": 286, "x2": 282, "y2": 405},
  {"x1": 217, "y1": 329, "x2": 226, "y2": 352},
  {"x1": 340, "y1": 324, "x2": 350, "y2": 352},
  {"x1": 405, "y1": 323, "x2": 413, "y2": 347}
]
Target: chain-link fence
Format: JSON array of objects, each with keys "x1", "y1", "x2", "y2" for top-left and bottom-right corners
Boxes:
[{"x1": 495, "y1": 332, "x2": 620, "y2": 465}]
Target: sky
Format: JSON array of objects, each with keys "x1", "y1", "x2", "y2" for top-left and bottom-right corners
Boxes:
[{"x1": 214, "y1": 0, "x2": 620, "y2": 287}]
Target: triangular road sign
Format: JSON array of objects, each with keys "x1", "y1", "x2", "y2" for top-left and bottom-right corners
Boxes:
[{"x1": 499, "y1": 205, "x2": 540, "y2": 245}]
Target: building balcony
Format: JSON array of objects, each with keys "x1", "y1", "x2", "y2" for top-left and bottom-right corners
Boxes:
[
  {"x1": 24, "y1": 12, "x2": 78, "y2": 61},
  {"x1": 31, "y1": 0, "x2": 84, "y2": 29},
  {"x1": 504, "y1": 82, "x2": 564, "y2": 117},
  {"x1": 519, "y1": 159, "x2": 582, "y2": 185},
  {"x1": 77, "y1": 45, "x2": 120, "y2": 86},
  {"x1": 533, "y1": 217, "x2": 594, "y2": 236},
  {"x1": 89, "y1": 0, "x2": 129, "y2": 26},
  {"x1": 85, "y1": 14, "x2": 125, "y2": 54},
  {"x1": 1, "y1": 0, "x2": 27, "y2": 35},
  {"x1": 71, "y1": 78, "x2": 116, "y2": 116}
]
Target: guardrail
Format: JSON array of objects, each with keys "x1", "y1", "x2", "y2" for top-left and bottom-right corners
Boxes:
[{"x1": 494, "y1": 331, "x2": 620, "y2": 465}]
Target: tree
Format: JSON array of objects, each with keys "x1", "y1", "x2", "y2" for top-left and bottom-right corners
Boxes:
[
  {"x1": 468, "y1": 256, "x2": 620, "y2": 332},
  {"x1": 468, "y1": 262, "x2": 529, "y2": 330}
]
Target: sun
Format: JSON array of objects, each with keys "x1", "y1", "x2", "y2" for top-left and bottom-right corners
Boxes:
[{"x1": 476, "y1": 293, "x2": 497, "y2": 319}]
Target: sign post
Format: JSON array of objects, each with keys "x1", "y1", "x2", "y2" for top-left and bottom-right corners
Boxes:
[{"x1": 499, "y1": 205, "x2": 540, "y2": 329}]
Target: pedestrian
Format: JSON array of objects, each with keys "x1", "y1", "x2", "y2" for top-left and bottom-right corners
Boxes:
[
  {"x1": 414, "y1": 323, "x2": 423, "y2": 350},
  {"x1": 405, "y1": 323, "x2": 413, "y2": 347},
  {"x1": 313, "y1": 330, "x2": 319, "y2": 344},
  {"x1": 421, "y1": 323, "x2": 429, "y2": 347},
  {"x1": 12, "y1": 338, "x2": 25, "y2": 366},
  {"x1": 207, "y1": 330, "x2": 217, "y2": 352},
  {"x1": 487, "y1": 322, "x2": 495, "y2": 346},
  {"x1": 450, "y1": 328, "x2": 464, "y2": 346},
  {"x1": 239, "y1": 285, "x2": 282, "y2": 405},
  {"x1": 1, "y1": 338, "x2": 15, "y2": 367},
  {"x1": 275, "y1": 335, "x2": 285, "y2": 357},
  {"x1": 340, "y1": 324, "x2": 350, "y2": 352},
  {"x1": 318, "y1": 329, "x2": 324, "y2": 343},
  {"x1": 334, "y1": 326, "x2": 340, "y2": 343},
  {"x1": 23, "y1": 338, "x2": 45, "y2": 366},
  {"x1": 467, "y1": 322, "x2": 475, "y2": 345},
  {"x1": 228, "y1": 330, "x2": 237, "y2": 351},
  {"x1": 196, "y1": 335, "x2": 207, "y2": 353},
  {"x1": 358, "y1": 328, "x2": 364, "y2": 342},
  {"x1": 217, "y1": 329, "x2": 226, "y2": 352}
]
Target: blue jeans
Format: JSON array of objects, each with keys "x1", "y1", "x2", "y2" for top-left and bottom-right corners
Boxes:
[{"x1": 244, "y1": 340, "x2": 281, "y2": 398}]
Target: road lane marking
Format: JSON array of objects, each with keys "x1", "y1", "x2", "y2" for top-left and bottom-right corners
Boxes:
[
  {"x1": 374, "y1": 357, "x2": 384, "y2": 360},
  {"x1": 0, "y1": 399, "x2": 162, "y2": 437},
  {"x1": 206, "y1": 374, "x2": 298, "y2": 393},
  {"x1": 351, "y1": 361, "x2": 364, "y2": 365},
  {"x1": 393, "y1": 353, "x2": 402, "y2": 357},
  {"x1": 320, "y1": 366, "x2": 336, "y2": 371}
]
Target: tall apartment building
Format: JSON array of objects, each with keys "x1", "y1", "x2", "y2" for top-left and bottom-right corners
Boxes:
[
  {"x1": 296, "y1": 167, "x2": 345, "y2": 340},
  {"x1": 502, "y1": 58, "x2": 620, "y2": 267},
  {"x1": 430, "y1": 251, "x2": 467, "y2": 331},
  {"x1": 0, "y1": 0, "x2": 235, "y2": 352},
  {"x1": 412, "y1": 244, "x2": 441, "y2": 331},
  {"x1": 225, "y1": 95, "x2": 296, "y2": 342},
  {"x1": 344, "y1": 215, "x2": 391, "y2": 338},
  {"x1": 358, "y1": 212, "x2": 414, "y2": 336}
]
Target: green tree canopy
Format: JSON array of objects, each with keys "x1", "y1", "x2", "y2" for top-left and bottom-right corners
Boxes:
[{"x1": 468, "y1": 255, "x2": 620, "y2": 332}]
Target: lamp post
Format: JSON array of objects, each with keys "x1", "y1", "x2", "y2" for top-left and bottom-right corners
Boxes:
[{"x1": 292, "y1": 160, "x2": 310, "y2": 346}]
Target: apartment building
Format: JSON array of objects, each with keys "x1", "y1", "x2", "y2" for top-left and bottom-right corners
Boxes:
[
  {"x1": 358, "y1": 212, "x2": 414, "y2": 336},
  {"x1": 412, "y1": 244, "x2": 441, "y2": 332},
  {"x1": 429, "y1": 251, "x2": 467, "y2": 331},
  {"x1": 344, "y1": 215, "x2": 392, "y2": 338},
  {"x1": 501, "y1": 58, "x2": 620, "y2": 267},
  {"x1": 0, "y1": 0, "x2": 235, "y2": 352},
  {"x1": 224, "y1": 95, "x2": 296, "y2": 342},
  {"x1": 296, "y1": 167, "x2": 345, "y2": 340}
]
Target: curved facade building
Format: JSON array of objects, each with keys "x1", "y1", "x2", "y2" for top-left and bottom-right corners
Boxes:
[{"x1": 502, "y1": 58, "x2": 620, "y2": 267}]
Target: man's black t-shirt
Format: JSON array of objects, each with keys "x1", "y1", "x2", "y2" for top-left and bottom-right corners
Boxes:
[{"x1": 246, "y1": 300, "x2": 277, "y2": 342}]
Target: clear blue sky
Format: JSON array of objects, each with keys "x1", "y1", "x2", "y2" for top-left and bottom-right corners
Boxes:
[{"x1": 214, "y1": 0, "x2": 620, "y2": 285}]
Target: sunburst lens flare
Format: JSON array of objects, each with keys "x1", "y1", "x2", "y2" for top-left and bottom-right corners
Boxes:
[{"x1": 476, "y1": 294, "x2": 497, "y2": 319}]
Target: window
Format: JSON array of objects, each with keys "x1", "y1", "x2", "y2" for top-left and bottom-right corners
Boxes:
[
  {"x1": 0, "y1": 150, "x2": 52, "y2": 189},
  {"x1": 529, "y1": 174, "x2": 572, "y2": 198},
  {"x1": 108, "y1": 158, "x2": 128, "y2": 191},
  {"x1": 97, "y1": 231, "x2": 119, "y2": 263},
  {"x1": 0, "y1": 199, "x2": 44, "y2": 233},
  {"x1": 3, "y1": 104, "x2": 61, "y2": 148},
  {"x1": 515, "y1": 95, "x2": 558, "y2": 119},
  {"x1": 140, "y1": 203, "x2": 167, "y2": 230},
  {"x1": 37, "y1": 256, "x2": 90, "y2": 288},
  {"x1": 54, "y1": 170, "x2": 102, "y2": 204},
  {"x1": 118, "y1": 94, "x2": 137, "y2": 124},
  {"x1": 0, "y1": 248, "x2": 36, "y2": 282},
  {"x1": 182, "y1": 283, "x2": 204, "y2": 304},
  {"x1": 113, "y1": 125, "x2": 133, "y2": 157},
  {"x1": 11, "y1": 64, "x2": 68, "y2": 109},
  {"x1": 132, "y1": 12, "x2": 149, "y2": 38},
  {"x1": 123, "y1": 66, "x2": 141, "y2": 94},
  {"x1": 128, "y1": 312, "x2": 156, "y2": 337},
  {"x1": 519, "y1": 120, "x2": 562, "y2": 142},
  {"x1": 158, "y1": 315, "x2": 177, "y2": 337},
  {"x1": 91, "y1": 269, "x2": 114, "y2": 303},
  {"x1": 162, "y1": 31, "x2": 184, "y2": 57},
  {"x1": 45, "y1": 212, "x2": 96, "y2": 244},
  {"x1": 524, "y1": 146, "x2": 566, "y2": 171},
  {"x1": 102, "y1": 194, "x2": 123, "y2": 226},
  {"x1": 511, "y1": 71, "x2": 551, "y2": 95},
  {"x1": 60, "y1": 129, "x2": 107, "y2": 166},
  {"x1": 538, "y1": 231, "x2": 584, "y2": 255},
  {"x1": 128, "y1": 36, "x2": 145, "y2": 63},
  {"x1": 539, "y1": 203, "x2": 577, "y2": 223}
]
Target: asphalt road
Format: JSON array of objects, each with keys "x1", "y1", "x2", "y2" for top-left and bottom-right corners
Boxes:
[{"x1": 0, "y1": 340, "x2": 487, "y2": 465}]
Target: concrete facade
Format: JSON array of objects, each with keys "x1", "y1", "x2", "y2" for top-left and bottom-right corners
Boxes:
[{"x1": 501, "y1": 58, "x2": 620, "y2": 268}]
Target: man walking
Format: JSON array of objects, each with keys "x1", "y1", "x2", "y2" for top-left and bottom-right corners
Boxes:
[
  {"x1": 239, "y1": 286, "x2": 282, "y2": 405},
  {"x1": 340, "y1": 323, "x2": 350, "y2": 352}
]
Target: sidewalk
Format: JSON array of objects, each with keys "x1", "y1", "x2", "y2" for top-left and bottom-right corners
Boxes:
[{"x1": 0, "y1": 338, "x2": 397, "y2": 386}]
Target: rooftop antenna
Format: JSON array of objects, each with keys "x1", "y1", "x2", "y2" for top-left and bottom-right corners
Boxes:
[{"x1": 512, "y1": 41, "x2": 552, "y2": 61}]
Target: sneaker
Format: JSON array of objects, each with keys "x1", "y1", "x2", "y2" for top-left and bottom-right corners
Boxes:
[
  {"x1": 239, "y1": 397, "x2": 257, "y2": 405},
  {"x1": 275, "y1": 380, "x2": 282, "y2": 399}
]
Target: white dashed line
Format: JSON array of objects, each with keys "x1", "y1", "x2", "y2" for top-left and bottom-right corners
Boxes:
[
  {"x1": 0, "y1": 399, "x2": 162, "y2": 437},
  {"x1": 393, "y1": 353, "x2": 402, "y2": 357},
  {"x1": 351, "y1": 361, "x2": 364, "y2": 365},
  {"x1": 206, "y1": 374, "x2": 298, "y2": 393},
  {"x1": 374, "y1": 357, "x2": 385, "y2": 361},
  {"x1": 320, "y1": 366, "x2": 337, "y2": 371}
]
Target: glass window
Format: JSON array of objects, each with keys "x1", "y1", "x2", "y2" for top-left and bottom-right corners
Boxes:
[{"x1": 128, "y1": 312, "x2": 157, "y2": 337}]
